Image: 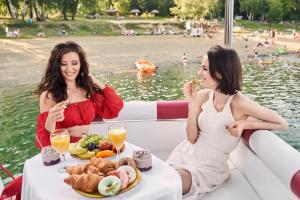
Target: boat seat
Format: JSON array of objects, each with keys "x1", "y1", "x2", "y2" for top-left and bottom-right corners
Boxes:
[
  {"x1": 200, "y1": 169, "x2": 261, "y2": 200},
  {"x1": 92, "y1": 100, "x2": 300, "y2": 200}
]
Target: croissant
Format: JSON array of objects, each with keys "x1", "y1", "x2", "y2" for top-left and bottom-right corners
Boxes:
[
  {"x1": 86, "y1": 165, "x2": 104, "y2": 176},
  {"x1": 64, "y1": 173, "x2": 104, "y2": 193},
  {"x1": 66, "y1": 163, "x2": 104, "y2": 176},
  {"x1": 97, "y1": 160, "x2": 115, "y2": 171},
  {"x1": 90, "y1": 157, "x2": 105, "y2": 166},
  {"x1": 90, "y1": 157, "x2": 115, "y2": 174},
  {"x1": 66, "y1": 164, "x2": 86, "y2": 175}
]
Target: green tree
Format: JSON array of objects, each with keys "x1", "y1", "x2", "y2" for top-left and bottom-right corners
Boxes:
[
  {"x1": 107, "y1": 0, "x2": 114, "y2": 8},
  {"x1": 0, "y1": 1, "x2": 9, "y2": 16},
  {"x1": 115, "y1": 0, "x2": 130, "y2": 15},
  {"x1": 292, "y1": 0, "x2": 300, "y2": 19},
  {"x1": 211, "y1": 0, "x2": 224, "y2": 18},
  {"x1": 80, "y1": 0, "x2": 109, "y2": 15},
  {"x1": 171, "y1": 0, "x2": 211, "y2": 19},
  {"x1": 5, "y1": 0, "x2": 17, "y2": 19},
  {"x1": 240, "y1": 0, "x2": 264, "y2": 20},
  {"x1": 158, "y1": 0, "x2": 174, "y2": 16},
  {"x1": 281, "y1": 0, "x2": 296, "y2": 20},
  {"x1": 267, "y1": 0, "x2": 283, "y2": 22},
  {"x1": 56, "y1": 0, "x2": 68, "y2": 20},
  {"x1": 33, "y1": 0, "x2": 41, "y2": 20},
  {"x1": 69, "y1": 0, "x2": 79, "y2": 20},
  {"x1": 80, "y1": 0, "x2": 98, "y2": 14},
  {"x1": 143, "y1": 0, "x2": 158, "y2": 12},
  {"x1": 55, "y1": 0, "x2": 79, "y2": 20},
  {"x1": 130, "y1": 0, "x2": 140, "y2": 9}
]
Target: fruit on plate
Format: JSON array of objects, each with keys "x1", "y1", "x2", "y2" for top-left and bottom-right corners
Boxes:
[
  {"x1": 96, "y1": 150, "x2": 116, "y2": 158},
  {"x1": 117, "y1": 165, "x2": 136, "y2": 184},
  {"x1": 78, "y1": 134, "x2": 106, "y2": 149},
  {"x1": 68, "y1": 134, "x2": 125, "y2": 159},
  {"x1": 99, "y1": 140, "x2": 113, "y2": 151},
  {"x1": 86, "y1": 142, "x2": 98, "y2": 151},
  {"x1": 76, "y1": 151, "x2": 96, "y2": 159},
  {"x1": 98, "y1": 176, "x2": 121, "y2": 196},
  {"x1": 68, "y1": 143, "x2": 87, "y2": 155}
]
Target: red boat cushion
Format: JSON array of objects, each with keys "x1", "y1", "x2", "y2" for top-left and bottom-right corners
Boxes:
[
  {"x1": 157, "y1": 100, "x2": 188, "y2": 119},
  {"x1": 291, "y1": 170, "x2": 300, "y2": 199}
]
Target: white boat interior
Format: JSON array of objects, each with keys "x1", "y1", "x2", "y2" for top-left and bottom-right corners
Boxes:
[{"x1": 89, "y1": 100, "x2": 300, "y2": 200}]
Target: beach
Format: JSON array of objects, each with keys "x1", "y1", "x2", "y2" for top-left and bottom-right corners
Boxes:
[{"x1": 0, "y1": 32, "x2": 299, "y2": 87}]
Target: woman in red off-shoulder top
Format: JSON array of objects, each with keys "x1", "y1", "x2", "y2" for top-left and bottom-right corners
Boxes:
[{"x1": 35, "y1": 41, "x2": 123, "y2": 149}]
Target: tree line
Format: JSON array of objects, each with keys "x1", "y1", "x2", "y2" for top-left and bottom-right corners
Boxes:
[{"x1": 1, "y1": 0, "x2": 299, "y2": 22}]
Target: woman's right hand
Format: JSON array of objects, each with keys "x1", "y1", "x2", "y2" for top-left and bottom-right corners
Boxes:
[
  {"x1": 45, "y1": 100, "x2": 69, "y2": 132},
  {"x1": 47, "y1": 101, "x2": 69, "y2": 123},
  {"x1": 183, "y1": 82, "x2": 197, "y2": 101}
]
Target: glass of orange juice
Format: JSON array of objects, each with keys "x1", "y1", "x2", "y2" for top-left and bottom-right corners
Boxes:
[
  {"x1": 108, "y1": 124, "x2": 126, "y2": 160},
  {"x1": 50, "y1": 128, "x2": 70, "y2": 173}
]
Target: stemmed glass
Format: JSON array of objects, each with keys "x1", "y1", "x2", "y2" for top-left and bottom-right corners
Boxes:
[
  {"x1": 108, "y1": 124, "x2": 127, "y2": 160},
  {"x1": 50, "y1": 128, "x2": 70, "y2": 173}
]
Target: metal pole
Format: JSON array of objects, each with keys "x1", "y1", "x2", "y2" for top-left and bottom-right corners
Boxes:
[{"x1": 224, "y1": 0, "x2": 234, "y2": 48}]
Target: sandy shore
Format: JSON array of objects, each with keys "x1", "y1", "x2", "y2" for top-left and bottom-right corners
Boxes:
[{"x1": 0, "y1": 32, "x2": 299, "y2": 87}]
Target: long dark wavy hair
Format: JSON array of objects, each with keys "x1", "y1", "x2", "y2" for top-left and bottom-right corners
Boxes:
[{"x1": 37, "y1": 41, "x2": 96, "y2": 103}]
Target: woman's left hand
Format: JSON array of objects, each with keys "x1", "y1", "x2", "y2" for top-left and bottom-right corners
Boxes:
[
  {"x1": 226, "y1": 120, "x2": 246, "y2": 137},
  {"x1": 89, "y1": 74, "x2": 106, "y2": 90}
]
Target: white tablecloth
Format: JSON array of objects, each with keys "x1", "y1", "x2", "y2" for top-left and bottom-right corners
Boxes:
[{"x1": 21, "y1": 143, "x2": 182, "y2": 200}]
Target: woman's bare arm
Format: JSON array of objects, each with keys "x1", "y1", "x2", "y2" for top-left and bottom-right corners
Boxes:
[
  {"x1": 228, "y1": 94, "x2": 288, "y2": 137},
  {"x1": 185, "y1": 88, "x2": 210, "y2": 144}
]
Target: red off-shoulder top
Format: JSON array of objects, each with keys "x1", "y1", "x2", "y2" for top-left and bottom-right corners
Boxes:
[{"x1": 35, "y1": 86, "x2": 123, "y2": 149}]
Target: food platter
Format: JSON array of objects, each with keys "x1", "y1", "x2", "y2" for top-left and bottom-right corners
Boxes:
[
  {"x1": 74, "y1": 169, "x2": 141, "y2": 198},
  {"x1": 67, "y1": 134, "x2": 124, "y2": 160}
]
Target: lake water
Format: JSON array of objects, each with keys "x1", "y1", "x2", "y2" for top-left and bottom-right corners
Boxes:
[{"x1": 0, "y1": 57, "x2": 299, "y2": 183}]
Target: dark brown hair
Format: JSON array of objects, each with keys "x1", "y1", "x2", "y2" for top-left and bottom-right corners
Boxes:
[
  {"x1": 37, "y1": 41, "x2": 96, "y2": 103},
  {"x1": 207, "y1": 45, "x2": 242, "y2": 95}
]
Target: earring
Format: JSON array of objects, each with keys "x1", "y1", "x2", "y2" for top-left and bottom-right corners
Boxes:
[{"x1": 81, "y1": 72, "x2": 84, "y2": 77}]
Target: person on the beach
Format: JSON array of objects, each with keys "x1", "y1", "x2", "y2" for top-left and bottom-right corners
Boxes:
[
  {"x1": 35, "y1": 41, "x2": 123, "y2": 149},
  {"x1": 182, "y1": 53, "x2": 188, "y2": 66},
  {"x1": 167, "y1": 45, "x2": 288, "y2": 199}
]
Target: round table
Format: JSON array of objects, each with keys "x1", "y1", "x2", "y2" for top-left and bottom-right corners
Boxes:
[{"x1": 21, "y1": 143, "x2": 182, "y2": 200}]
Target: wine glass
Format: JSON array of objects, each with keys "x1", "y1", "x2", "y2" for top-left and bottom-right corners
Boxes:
[
  {"x1": 108, "y1": 124, "x2": 127, "y2": 160},
  {"x1": 50, "y1": 128, "x2": 70, "y2": 173}
]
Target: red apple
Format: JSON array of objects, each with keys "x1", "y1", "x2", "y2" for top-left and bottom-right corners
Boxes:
[{"x1": 99, "y1": 140, "x2": 113, "y2": 151}]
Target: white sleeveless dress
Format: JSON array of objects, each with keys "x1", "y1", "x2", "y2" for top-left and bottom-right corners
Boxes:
[{"x1": 167, "y1": 90, "x2": 240, "y2": 199}]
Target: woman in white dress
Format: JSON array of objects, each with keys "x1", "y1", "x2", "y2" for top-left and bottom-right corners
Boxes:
[{"x1": 167, "y1": 45, "x2": 288, "y2": 199}]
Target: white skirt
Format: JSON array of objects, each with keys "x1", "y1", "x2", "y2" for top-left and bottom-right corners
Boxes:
[{"x1": 167, "y1": 139, "x2": 230, "y2": 200}]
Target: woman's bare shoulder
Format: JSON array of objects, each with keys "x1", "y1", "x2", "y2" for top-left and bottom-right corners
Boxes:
[
  {"x1": 232, "y1": 91, "x2": 256, "y2": 109},
  {"x1": 40, "y1": 91, "x2": 56, "y2": 113}
]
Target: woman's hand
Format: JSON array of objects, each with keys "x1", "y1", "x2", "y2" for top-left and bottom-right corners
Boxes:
[
  {"x1": 45, "y1": 101, "x2": 68, "y2": 132},
  {"x1": 89, "y1": 74, "x2": 106, "y2": 90},
  {"x1": 183, "y1": 82, "x2": 197, "y2": 101},
  {"x1": 227, "y1": 120, "x2": 246, "y2": 137}
]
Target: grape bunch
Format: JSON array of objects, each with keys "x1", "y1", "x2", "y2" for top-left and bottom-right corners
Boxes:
[{"x1": 79, "y1": 134, "x2": 107, "y2": 148}]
